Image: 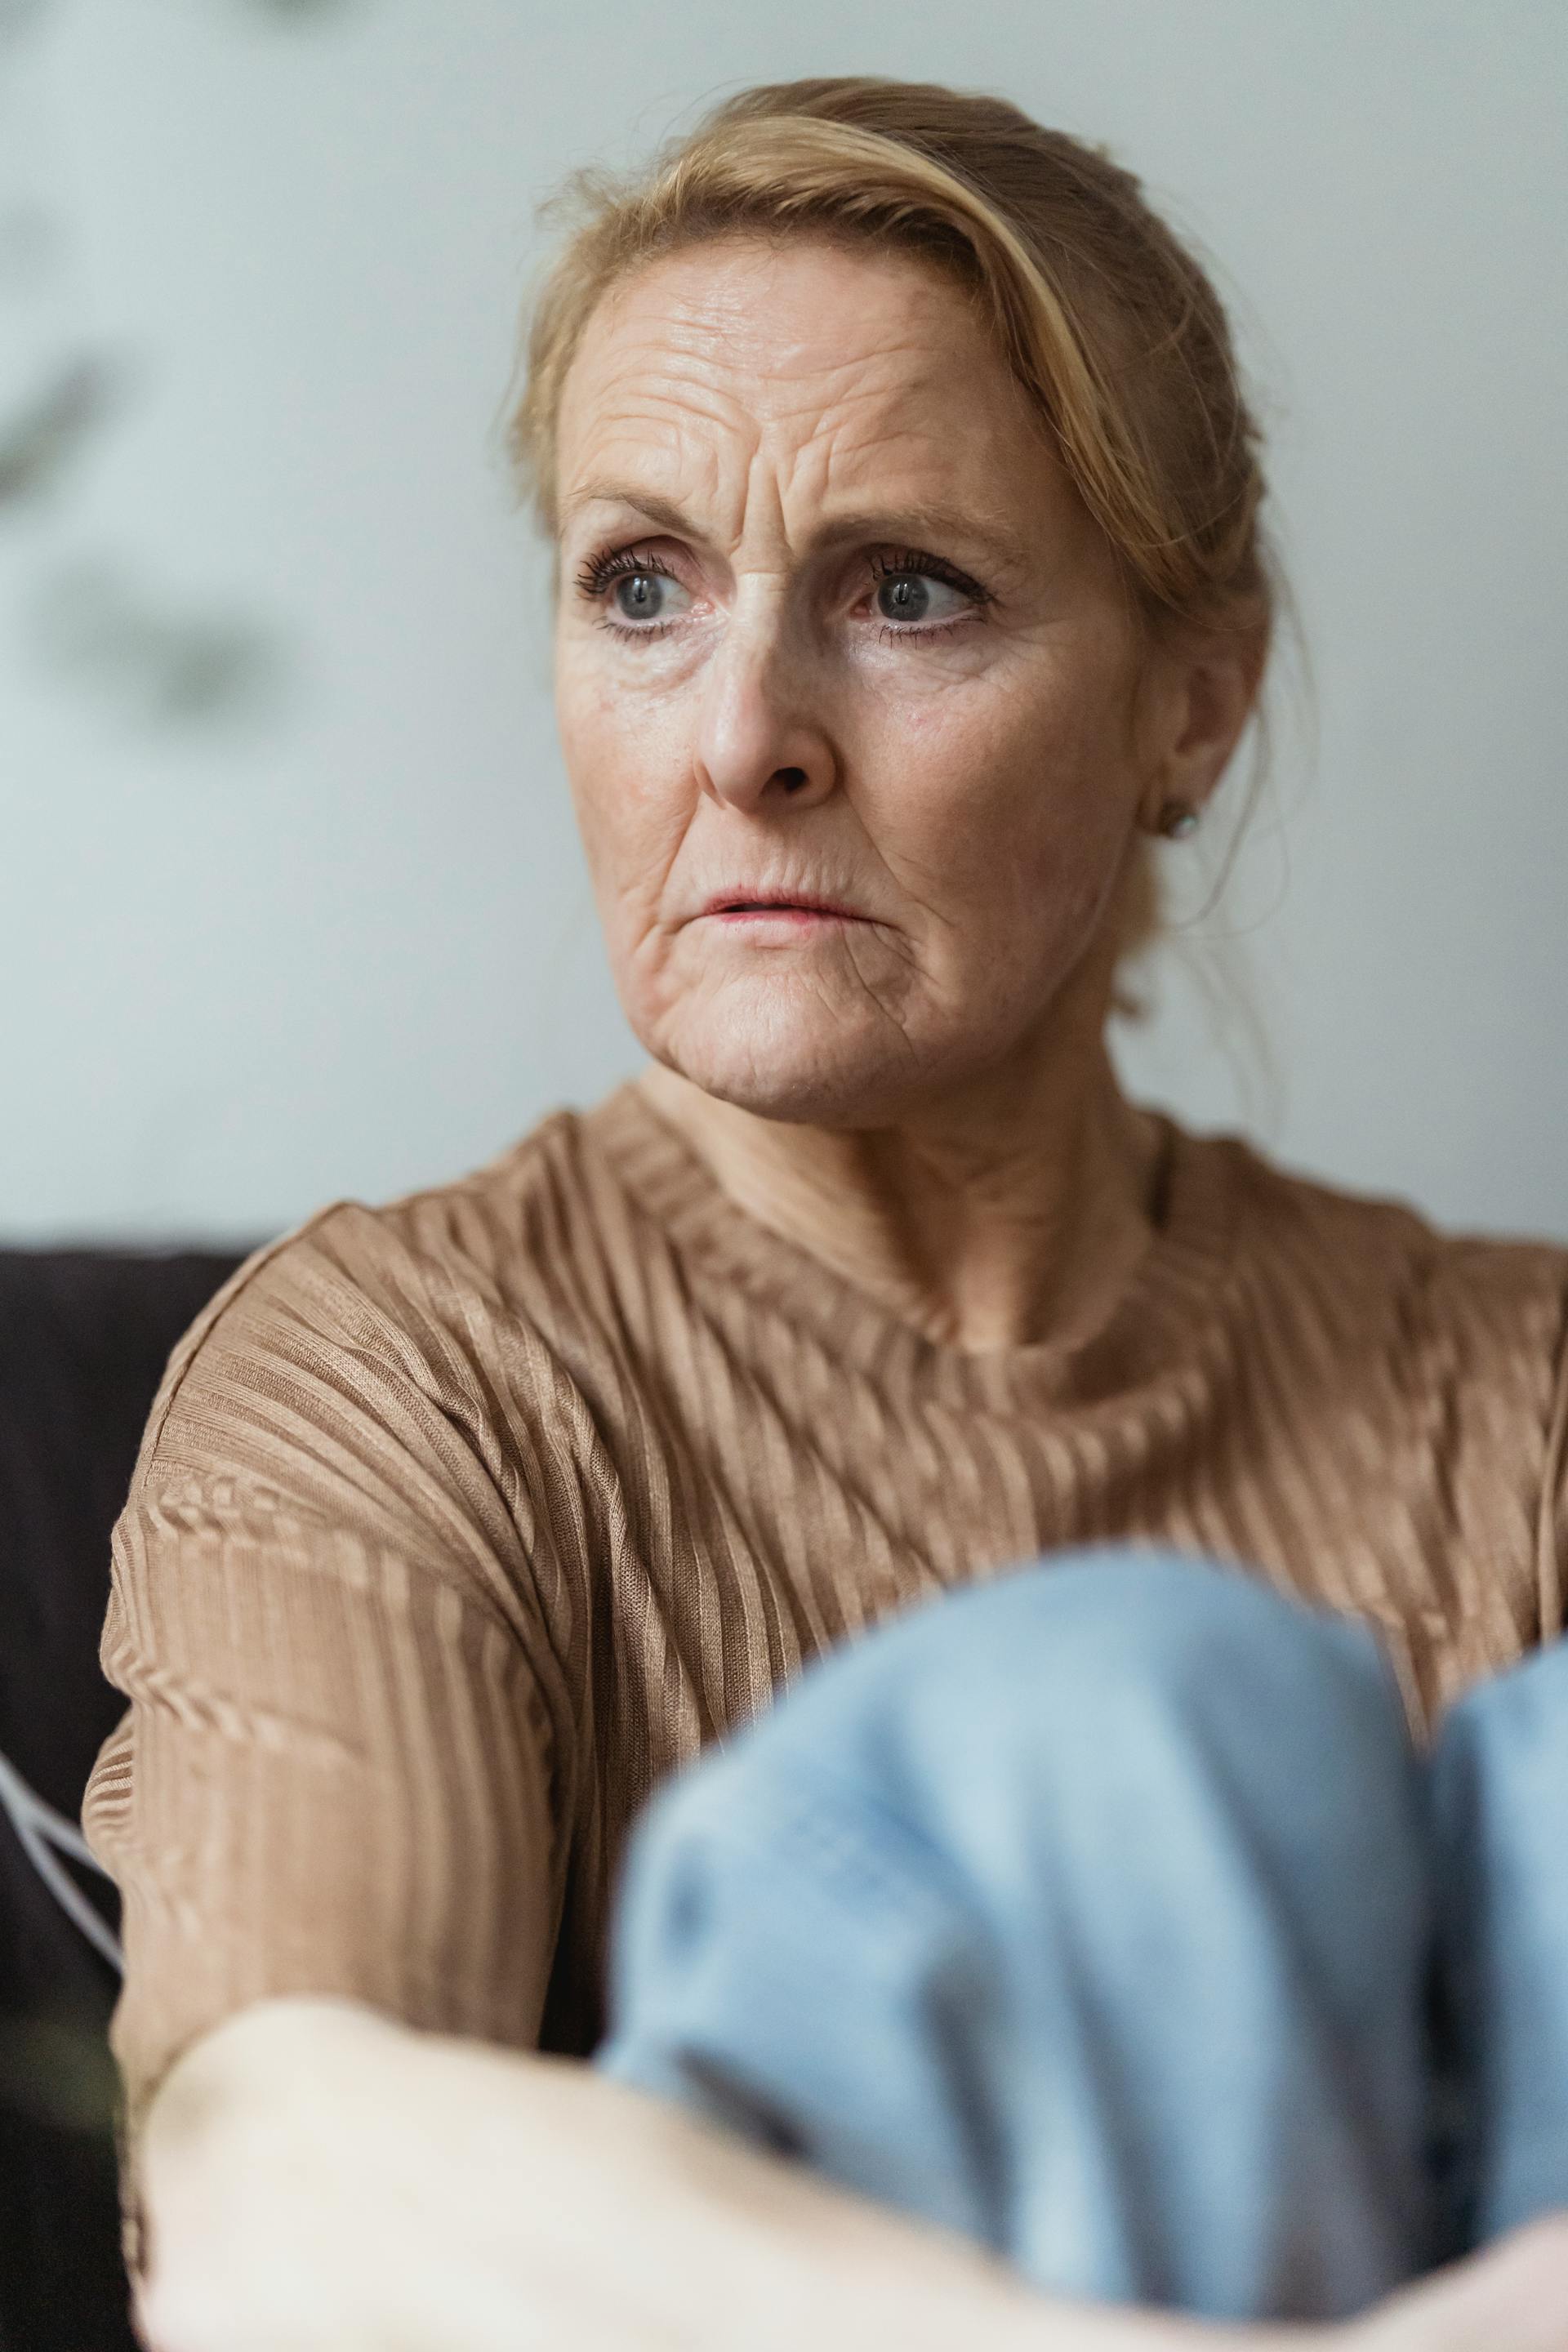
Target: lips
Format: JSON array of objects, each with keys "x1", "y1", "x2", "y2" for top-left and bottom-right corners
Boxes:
[{"x1": 699, "y1": 891, "x2": 867, "y2": 920}]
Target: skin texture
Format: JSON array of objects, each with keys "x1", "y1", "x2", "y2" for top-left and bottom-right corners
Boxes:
[
  {"x1": 551, "y1": 232, "x2": 1261, "y2": 1352},
  {"x1": 131, "y1": 238, "x2": 1568, "y2": 2349},
  {"x1": 132, "y1": 1996, "x2": 1568, "y2": 2352}
]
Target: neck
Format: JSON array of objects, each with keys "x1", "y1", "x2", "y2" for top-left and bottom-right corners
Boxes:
[{"x1": 633, "y1": 1011, "x2": 1163, "y2": 1357}]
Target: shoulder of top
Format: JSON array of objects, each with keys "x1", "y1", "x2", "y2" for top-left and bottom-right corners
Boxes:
[
  {"x1": 240, "y1": 1102, "x2": 597, "y2": 1303},
  {"x1": 134, "y1": 1107, "x2": 595, "y2": 1451},
  {"x1": 341, "y1": 1101, "x2": 590, "y2": 1260},
  {"x1": 119, "y1": 1110, "x2": 601, "y2": 1495},
  {"x1": 1188, "y1": 1122, "x2": 1568, "y2": 1327}
]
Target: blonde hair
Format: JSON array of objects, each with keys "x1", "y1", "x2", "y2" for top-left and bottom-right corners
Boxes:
[{"x1": 505, "y1": 75, "x2": 1281, "y2": 973}]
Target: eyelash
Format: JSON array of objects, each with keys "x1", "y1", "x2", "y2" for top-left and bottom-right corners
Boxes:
[{"x1": 571, "y1": 543, "x2": 993, "y2": 644}]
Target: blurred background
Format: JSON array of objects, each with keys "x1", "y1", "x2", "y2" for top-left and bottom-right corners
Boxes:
[{"x1": 2, "y1": 0, "x2": 1565, "y2": 1245}]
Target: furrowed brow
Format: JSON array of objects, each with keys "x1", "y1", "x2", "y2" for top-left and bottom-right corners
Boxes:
[
  {"x1": 559, "y1": 483, "x2": 692, "y2": 538},
  {"x1": 559, "y1": 481, "x2": 1028, "y2": 577},
  {"x1": 809, "y1": 504, "x2": 1023, "y2": 566}
]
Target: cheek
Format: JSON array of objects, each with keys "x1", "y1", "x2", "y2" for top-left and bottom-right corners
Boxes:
[
  {"x1": 883, "y1": 671, "x2": 1137, "y2": 920},
  {"x1": 556, "y1": 670, "x2": 683, "y2": 911},
  {"x1": 555, "y1": 653, "x2": 630, "y2": 807}
]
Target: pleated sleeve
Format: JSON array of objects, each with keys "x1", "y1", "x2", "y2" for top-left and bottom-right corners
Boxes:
[{"x1": 81, "y1": 1203, "x2": 572, "y2": 2272}]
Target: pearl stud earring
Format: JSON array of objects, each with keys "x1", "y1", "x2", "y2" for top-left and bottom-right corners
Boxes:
[{"x1": 1158, "y1": 800, "x2": 1200, "y2": 840}]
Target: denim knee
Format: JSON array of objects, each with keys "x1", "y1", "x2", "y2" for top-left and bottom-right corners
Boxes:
[
  {"x1": 599, "y1": 1545, "x2": 1436, "y2": 2318},
  {"x1": 725, "y1": 1547, "x2": 1412, "y2": 1827},
  {"x1": 1428, "y1": 1630, "x2": 1568, "y2": 2241},
  {"x1": 1433, "y1": 1627, "x2": 1568, "y2": 1789},
  {"x1": 1430, "y1": 1629, "x2": 1568, "y2": 1922}
]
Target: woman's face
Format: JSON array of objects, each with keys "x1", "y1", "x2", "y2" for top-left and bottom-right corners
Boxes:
[{"x1": 552, "y1": 234, "x2": 1174, "y2": 1126}]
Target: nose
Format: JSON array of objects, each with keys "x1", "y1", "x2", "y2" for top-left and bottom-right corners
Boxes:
[{"x1": 693, "y1": 597, "x2": 837, "y2": 813}]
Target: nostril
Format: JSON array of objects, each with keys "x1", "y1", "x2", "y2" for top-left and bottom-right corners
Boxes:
[{"x1": 776, "y1": 768, "x2": 808, "y2": 791}]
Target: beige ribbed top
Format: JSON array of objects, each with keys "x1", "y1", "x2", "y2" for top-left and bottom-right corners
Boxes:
[{"x1": 85, "y1": 1076, "x2": 1568, "y2": 2247}]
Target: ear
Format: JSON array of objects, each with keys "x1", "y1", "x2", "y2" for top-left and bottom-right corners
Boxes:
[{"x1": 1134, "y1": 624, "x2": 1267, "y2": 834}]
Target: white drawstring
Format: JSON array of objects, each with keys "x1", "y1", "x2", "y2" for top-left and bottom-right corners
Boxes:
[{"x1": 0, "y1": 1744, "x2": 123, "y2": 1976}]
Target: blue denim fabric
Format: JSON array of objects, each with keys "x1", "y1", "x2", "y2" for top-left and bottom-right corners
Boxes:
[
  {"x1": 1431, "y1": 1635, "x2": 1568, "y2": 2251},
  {"x1": 590, "y1": 1549, "x2": 1568, "y2": 2324}
]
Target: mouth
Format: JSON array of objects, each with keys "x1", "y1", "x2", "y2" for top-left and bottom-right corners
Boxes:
[{"x1": 698, "y1": 892, "x2": 870, "y2": 924}]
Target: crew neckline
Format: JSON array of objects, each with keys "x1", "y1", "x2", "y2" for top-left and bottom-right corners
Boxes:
[{"x1": 577, "y1": 1075, "x2": 1245, "y2": 1408}]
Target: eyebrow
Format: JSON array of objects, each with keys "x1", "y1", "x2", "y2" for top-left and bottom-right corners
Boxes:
[{"x1": 558, "y1": 480, "x2": 1030, "y2": 575}]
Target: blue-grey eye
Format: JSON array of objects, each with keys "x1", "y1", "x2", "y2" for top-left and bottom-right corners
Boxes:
[
  {"x1": 610, "y1": 570, "x2": 694, "y2": 626},
  {"x1": 875, "y1": 572, "x2": 968, "y2": 626},
  {"x1": 614, "y1": 572, "x2": 665, "y2": 620}
]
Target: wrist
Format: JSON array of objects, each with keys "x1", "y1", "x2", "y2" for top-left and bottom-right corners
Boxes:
[{"x1": 143, "y1": 1996, "x2": 413, "y2": 2161}]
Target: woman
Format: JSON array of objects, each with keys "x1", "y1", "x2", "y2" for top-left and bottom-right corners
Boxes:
[{"x1": 85, "y1": 75, "x2": 1568, "y2": 2351}]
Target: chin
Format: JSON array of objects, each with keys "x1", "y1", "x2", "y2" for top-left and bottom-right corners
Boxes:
[{"x1": 643, "y1": 999, "x2": 960, "y2": 1130}]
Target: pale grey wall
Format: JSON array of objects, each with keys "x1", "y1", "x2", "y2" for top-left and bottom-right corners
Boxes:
[{"x1": 2, "y1": 0, "x2": 1563, "y2": 1245}]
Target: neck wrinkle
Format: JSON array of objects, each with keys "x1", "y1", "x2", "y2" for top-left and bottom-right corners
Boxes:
[{"x1": 630, "y1": 1045, "x2": 1163, "y2": 1358}]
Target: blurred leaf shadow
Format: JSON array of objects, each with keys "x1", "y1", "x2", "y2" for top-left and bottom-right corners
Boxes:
[
  {"x1": 2, "y1": 0, "x2": 376, "y2": 731},
  {"x1": 0, "y1": 357, "x2": 124, "y2": 509},
  {"x1": 23, "y1": 555, "x2": 290, "y2": 728}
]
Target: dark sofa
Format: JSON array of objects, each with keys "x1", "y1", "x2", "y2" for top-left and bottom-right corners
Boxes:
[{"x1": 0, "y1": 1245, "x2": 252, "y2": 2352}]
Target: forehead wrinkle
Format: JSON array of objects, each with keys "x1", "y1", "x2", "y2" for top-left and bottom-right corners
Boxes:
[
  {"x1": 572, "y1": 354, "x2": 763, "y2": 452},
  {"x1": 570, "y1": 256, "x2": 1004, "y2": 462},
  {"x1": 719, "y1": 340, "x2": 964, "y2": 434},
  {"x1": 581, "y1": 265, "x2": 968, "y2": 423},
  {"x1": 564, "y1": 385, "x2": 1037, "y2": 574},
  {"x1": 562, "y1": 306, "x2": 1046, "y2": 582},
  {"x1": 615, "y1": 254, "x2": 942, "y2": 358},
  {"x1": 563, "y1": 353, "x2": 762, "y2": 543},
  {"x1": 787, "y1": 413, "x2": 1037, "y2": 581}
]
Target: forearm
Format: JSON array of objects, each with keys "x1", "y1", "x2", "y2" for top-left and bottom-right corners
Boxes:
[{"x1": 136, "y1": 1996, "x2": 1334, "y2": 2352}]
